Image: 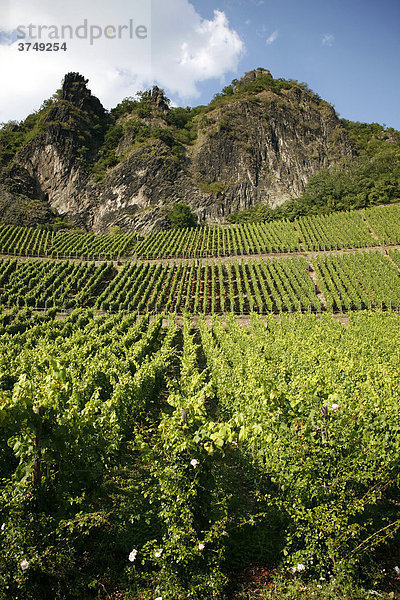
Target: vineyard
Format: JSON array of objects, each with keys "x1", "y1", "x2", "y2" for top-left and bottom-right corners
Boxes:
[
  {"x1": 1, "y1": 248, "x2": 400, "y2": 314},
  {"x1": 1, "y1": 203, "x2": 400, "y2": 260},
  {"x1": 0, "y1": 259, "x2": 115, "y2": 310},
  {"x1": 364, "y1": 204, "x2": 400, "y2": 245},
  {"x1": 296, "y1": 210, "x2": 376, "y2": 251},
  {"x1": 0, "y1": 309, "x2": 399, "y2": 599},
  {"x1": 1, "y1": 203, "x2": 400, "y2": 600},
  {"x1": 0, "y1": 224, "x2": 139, "y2": 259},
  {"x1": 312, "y1": 250, "x2": 400, "y2": 311}
]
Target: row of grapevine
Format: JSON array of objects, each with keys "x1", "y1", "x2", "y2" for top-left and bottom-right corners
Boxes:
[
  {"x1": 0, "y1": 308, "x2": 179, "y2": 597},
  {"x1": 2, "y1": 203, "x2": 400, "y2": 260},
  {"x1": 198, "y1": 312, "x2": 400, "y2": 578},
  {"x1": 134, "y1": 221, "x2": 301, "y2": 259},
  {"x1": 388, "y1": 248, "x2": 400, "y2": 269},
  {"x1": 50, "y1": 230, "x2": 140, "y2": 259},
  {"x1": 1, "y1": 309, "x2": 400, "y2": 596},
  {"x1": 0, "y1": 224, "x2": 139, "y2": 259},
  {"x1": 96, "y1": 257, "x2": 322, "y2": 314},
  {"x1": 0, "y1": 259, "x2": 115, "y2": 309},
  {"x1": 131, "y1": 206, "x2": 400, "y2": 258},
  {"x1": 313, "y1": 250, "x2": 400, "y2": 310},
  {"x1": 364, "y1": 203, "x2": 400, "y2": 245},
  {"x1": 296, "y1": 211, "x2": 377, "y2": 251},
  {"x1": 0, "y1": 224, "x2": 53, "y2": 255},
  {"x1": 3, "y1": 250, "x2": 400, "y2": 314}
]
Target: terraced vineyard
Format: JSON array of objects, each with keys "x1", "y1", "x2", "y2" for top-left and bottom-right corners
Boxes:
[
  {"x1": 296, "y1": 210, "x2": 376, "y2": 250},
  {"x1": 0, "y1": 249, "x2": 399, "y2": 314},
  {"x1": 0, "y1": 224, "x2": 54, "y2": 256},
  {"x1": 313, "y1": 250, "x2": 400, "y2": 311},
  {"x1": 1, "y1": 203, "x2": 400, "y2": 260},
  {"x1": 0, "y1": 259, "x2": 115, "y2": 309},
  {"x1": 133, "y1": 220, "x2": 302, "y2": 257},
  {"x1": 1, "y1": 202, "x2": 400, "y2": 600},
  {"x1": 364, "y1": 203, "x2": 400, "y2": 244},
  {"x1": 1, "y1": 203, "x2": 400, "y2": 316},
  {"x1": 0, "y1": 224, "x2": 140, "y2": 259},
  {"x1": 133, "y1": 205, "x2": 400, "y2": 257},
  {"x1": 95, "y1": 256, "x2": 320, "y2": 314},
  {"x1": 50, "y1": 230, "x2": 140, "y2": 258}
]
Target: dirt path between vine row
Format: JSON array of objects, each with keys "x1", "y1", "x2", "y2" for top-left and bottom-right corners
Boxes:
[
  {"x1": 42, "y1": 310, "x2": 351, "y2": 327},
  {"x1": 158, "y1": 313, "x2": 351, "y2": 328},
  {"x1": 131, "y1": 243, "x2": 398, "y2": 266}
]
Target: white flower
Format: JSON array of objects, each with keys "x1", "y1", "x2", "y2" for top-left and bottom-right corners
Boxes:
[
  {"x1": 155, "y1": 597, "x2": 162, "y2": 600},
  {"x1": 330, "y1": 403, "x2": 339, "y2": 412},
  {"x1": 128, "y1": 549, "x2": 137, "y2": 562},
  {"x1": 20, "y1": 559, "x2": 29, "y2": 571},
  {"x1": 291, "y1": 563, "x2": 306, "y2": 574},
  {"x1": 155, "y1": 549, "x2": 163, "y2": 558},
  {"x1": 394, "y1": 565, "x2": 400, "y2": 575},
  {"x1": 222, "y1": 530, "x2": 227, "y2": 536},
  {"x1": 198, "y1": 543, "x2": 205, "y2": 551},
  {"x1": 0, "y1": 523, "x2": 5, "y2": 531},
  {"x1": 190, "y1": 459, "x2": 199, "y2": 467}
]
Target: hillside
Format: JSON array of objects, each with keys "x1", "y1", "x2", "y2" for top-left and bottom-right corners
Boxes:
[
  {"x1": 1, "y1": 152, "x2": 400, "y2": 598},
  {"x1": 0, "y1": 69, "x2": 357, "y2": 233},
  {"x1": 1, "y1": 203, "x2": 400, "y2": 315}
]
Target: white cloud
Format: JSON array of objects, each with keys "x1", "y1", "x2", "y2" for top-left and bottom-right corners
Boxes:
[
  {"x1": 266, "y1": 30, "x2": 278, "y2": 45},
  {"x1": 321, "y1": 33, "x2": 335, "y2": 47},
  {"x1": 154, "y1": 7, "x2": 244, "y2": 97},
  {"x1": 0, "y1": 0, "x2": 244, "y2": 122}
]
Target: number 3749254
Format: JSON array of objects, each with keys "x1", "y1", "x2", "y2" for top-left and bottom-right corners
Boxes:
[{"x1": 18, "y1": 42, "x2": 67, "y2": 51}]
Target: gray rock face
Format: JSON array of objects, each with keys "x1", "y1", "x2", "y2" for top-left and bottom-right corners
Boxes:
[{"x1": 2, "y1": 71, "x2": 354, "y2": 233}]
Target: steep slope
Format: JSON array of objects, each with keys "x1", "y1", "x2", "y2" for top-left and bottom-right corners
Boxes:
[{"x1": 0, "y1": 69, "x2": 355, "y2": 233}]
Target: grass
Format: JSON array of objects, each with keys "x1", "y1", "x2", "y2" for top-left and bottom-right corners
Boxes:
[{"x1": 230, "y1": 572, "x2": 400, "y2": 600}]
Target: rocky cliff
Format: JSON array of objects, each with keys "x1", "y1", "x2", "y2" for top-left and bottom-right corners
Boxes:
[{"x1": 0, "y1": 69, "x2": 355, "y2": 233}]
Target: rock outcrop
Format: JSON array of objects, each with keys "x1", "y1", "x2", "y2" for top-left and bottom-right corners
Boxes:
[{"x1": 0, "y1": 70, "x2": 355, "y2": 233}]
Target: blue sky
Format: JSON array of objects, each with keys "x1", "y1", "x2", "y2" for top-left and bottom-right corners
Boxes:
[
  {"x1": 0, "y1": 0, "x2": 399, "y2": 128},
  {"x1": 188, "y1": 0, "x2": 400, "y2": 128}
]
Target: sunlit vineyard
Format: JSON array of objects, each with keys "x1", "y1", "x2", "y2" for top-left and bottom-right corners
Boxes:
[
  {"x1": 1, "y1": 308, "x2": 400, "y2": 599},
  {"x1": 49, "y1": 230, "x2": 140, "y2": 259},
  {"x1": 296, "y1": 210, "x2": 376, "y2": 250},
  {"x1": 95, "y1": 256, "x2": 320, "y2": 314},
  {"x1": 364, "y1": 203, "x2": 400, "y2": 244},
  {"x1": 2, "y1": 248, "x2": 400, "y2": 314},
  {"x1": 313, "y1": 250, "x2": 400, "y2": 311},
  {"x1": 0, "y1": 224, "x2": 54, "y2": 256},
  {"x1": 0, "y1": 224, "x2": 140, "y2": 259},
  {"x1": 1, "y1": 204, "x2": 400, "y2": 261},
  {"x1": 0, "y1": 256, "x2": 319, "y2": 313},
  {"x1": 2, "y1": 204, "x2": 400, "y2": 599},
  {"x1": 133, "y1": 220, "x2": 302, "y2": 258},
  {"x1": 0, "y1": 258, "x2": 115, "y2": 309}
]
